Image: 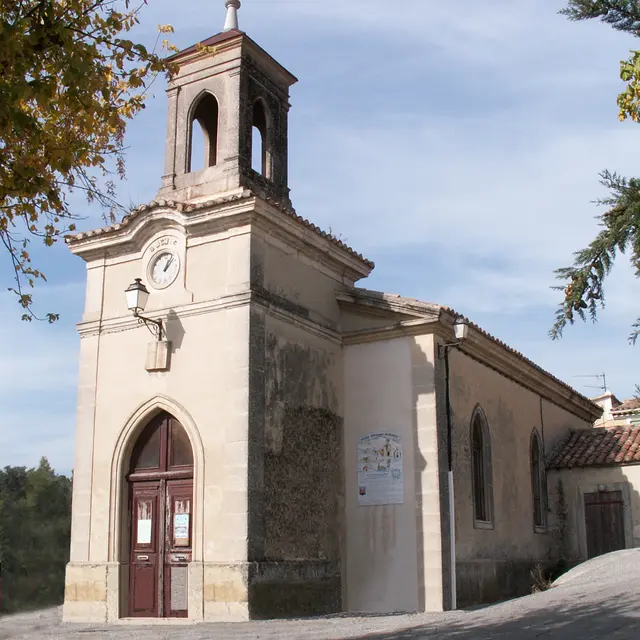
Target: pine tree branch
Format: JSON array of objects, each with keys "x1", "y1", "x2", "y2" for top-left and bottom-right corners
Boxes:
[
  {"x1": 550, "y1": 170, "x2": 640, "y2": 342},
  {"x1": 561, "y1": 1, "x2": 640, "y2": 35}
]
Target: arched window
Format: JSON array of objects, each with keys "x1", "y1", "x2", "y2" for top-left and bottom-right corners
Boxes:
[
  {"x1": 251, "y1": 99, "x2": 271, "y2": 178},
  {"x1": 188, "y1": 93, "x2": 219, "y2": 173},
  {"x1": 471, "y1": 406, "x2": 494, "y2": 529},
  {"x1": 531, "y1": 429, "x2": 547, "y2": 530},
  {"x1": 129, "y1": 412, "x2": 194, "y2": 475}
]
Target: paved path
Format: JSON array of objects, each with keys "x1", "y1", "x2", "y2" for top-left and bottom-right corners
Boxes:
[{"x1": 2, "y1": 549, "x2": 640, "y2": 639}]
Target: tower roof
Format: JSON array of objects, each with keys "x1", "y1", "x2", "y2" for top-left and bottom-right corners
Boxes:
[
  {"x1": 167, "y1": 28, "x2": 244, "y2": 61},
  {"x1": 166, "y1": 29, "x2": 297, "y2": 87}
]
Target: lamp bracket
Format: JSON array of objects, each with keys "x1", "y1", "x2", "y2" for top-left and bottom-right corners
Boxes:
[
  {"x1": 438, "y1": 340, "x2": 463, "y2": 360},
  {"x1": 134, "y1": 312, "x2": 164, "y2": 341}
]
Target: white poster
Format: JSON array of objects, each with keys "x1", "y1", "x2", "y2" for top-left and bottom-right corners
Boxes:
[
  {"x1": 137, "y1": 519, "x2": 152, "y2": 544},
  {"x1": 357, "y1": 432, "x2": 404, "y2": 506},
  {"x1": 173, "y1": 513, "x2": 190, "y2": 546}
]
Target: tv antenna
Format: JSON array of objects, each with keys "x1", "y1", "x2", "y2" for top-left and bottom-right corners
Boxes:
[{"x1": 573, "y1": 372, "x2": 608, "y2": 394}]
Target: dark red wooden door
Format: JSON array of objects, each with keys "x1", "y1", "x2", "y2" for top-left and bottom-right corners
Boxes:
[
  {"x1": 127, "y1": 413, "x2": 194, "y2": 618},
  {"x1": 129, "y1": 482, "x2": 161, "y2": 617},
  {"x1": 584, "y1": 490, "x2": 625, "y2": 559},
  {"x1": 163, "y1": 480, "x2": 193, "y2": 618}
]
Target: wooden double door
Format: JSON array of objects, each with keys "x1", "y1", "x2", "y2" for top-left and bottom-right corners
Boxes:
[
  {"x1": 127, "y1": 412, "x2": 194, "y2": 618},
  {"x1": 584, "y1": 490, "x2": 626, "y2": 559}
]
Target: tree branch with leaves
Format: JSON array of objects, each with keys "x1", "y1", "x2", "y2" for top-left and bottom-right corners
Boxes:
[
  {"x1": 551, "y1": 1, "x2": 640, "y2": 343},
  {"x1": 0, "y1": 0, "x2": 178, "y2": 321}
]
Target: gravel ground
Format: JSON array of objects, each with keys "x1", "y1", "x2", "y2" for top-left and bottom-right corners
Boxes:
[{"x1": 2, "y1": 549, "x2": 640, "y2": 639}]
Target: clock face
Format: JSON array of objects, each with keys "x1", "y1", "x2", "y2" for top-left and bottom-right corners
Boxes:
[{"x1": 148, "y1": 251, "x2": 180, "y2": 289}]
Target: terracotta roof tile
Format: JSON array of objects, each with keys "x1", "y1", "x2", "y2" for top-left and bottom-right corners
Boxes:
[
  {"x1": 548, "y1": 426, "x2": 640, "y2": 469},
  {"x1": 64, "y1": 191, "x2": 374, "y2": 268},
  {"x1": 612, "y1": 397, "x2": 640, "y2": 414}
]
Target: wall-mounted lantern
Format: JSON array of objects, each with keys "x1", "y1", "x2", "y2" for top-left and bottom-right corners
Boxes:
[
  {"x1": 438, "y1": 316, "x2": 469, "y2": 359},
  {"x1": 125, "y1": 278, "x2": 164, "y2": 341}
]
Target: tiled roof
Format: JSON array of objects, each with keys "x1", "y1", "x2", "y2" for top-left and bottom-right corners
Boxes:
[
  {"x1": 64, "y1": 191, "x2": 374, "y2": 268},
  {"x1": 612, "y1": 398, "x2": 640, "y2": 414},
  {"x1": 548, "y1": 426, "x2": 640, "y2": 469}
]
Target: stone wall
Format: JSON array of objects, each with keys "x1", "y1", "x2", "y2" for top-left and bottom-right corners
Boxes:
[
  {"x1": 448, "y1": 348, "x2": 593, "y2": 607},
  {"x1": 246, "y1": 289, "x2": 344, "y2": 617}
]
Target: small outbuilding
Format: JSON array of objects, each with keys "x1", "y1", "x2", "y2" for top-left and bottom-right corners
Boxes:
[{"x1": 548, "y1": 424, "x2": 640, "y2": 562}]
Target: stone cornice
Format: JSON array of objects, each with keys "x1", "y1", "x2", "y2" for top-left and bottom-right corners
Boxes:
[
  {"x1": 336, "y1": 289, "x2": 440, "y2": 319},
  {"x1": 77, "y1": 288, "x2": 340, "y2": 345},
  {"x1": 341, "y1": 318, "x2": 439, "y2": 345},
  {"x1": 168, "y1": 30, "x2": 297, "y2": 89},
  {"x1": 77, "y1": 291, "x2": 252, "y2": 337}
]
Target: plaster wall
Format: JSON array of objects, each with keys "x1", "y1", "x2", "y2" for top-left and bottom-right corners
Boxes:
[
  {"x1": 254, "y1": 234, "x2": 351, "y2": 323},
  {"x1": 343, "y1": 338, "x2": 421, "y2": 614},
  {"x1": 448, "y1": 349, "x2": 592, "y2": 606},
  {"x1": 548, "y1": 465, "x2": 640, "y2": 562}
]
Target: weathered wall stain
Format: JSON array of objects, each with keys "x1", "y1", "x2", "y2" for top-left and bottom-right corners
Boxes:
[
  {"x1": 264, "y1": 332, "x2": 338, "y2": 455},
  {"x1": 247, "y1": 322, "x2": 343, "y2": 617},
  {"x1": 264, "y1": 406, "x2": 342, "y2": 560}
]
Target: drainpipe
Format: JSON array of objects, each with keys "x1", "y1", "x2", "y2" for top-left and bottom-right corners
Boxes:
[
  {"x1": 438, "y1": 317, "x2": 468, "y2": 611},
  {"x1": 444, "y1": 349, "x2": 457, "y2": 611}
]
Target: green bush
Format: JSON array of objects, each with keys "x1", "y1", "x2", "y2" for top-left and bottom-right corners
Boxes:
[{"x1": 0, "y1": 458, "x2": 72, "y2": 614}]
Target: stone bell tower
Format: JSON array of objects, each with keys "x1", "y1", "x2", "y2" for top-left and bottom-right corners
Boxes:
[
  {"x1": 62, "y1": 0, "x2": 374, "y2": 625},
  {"x1": 158, "y1": 0, "x2": 296, "y2": 205}
]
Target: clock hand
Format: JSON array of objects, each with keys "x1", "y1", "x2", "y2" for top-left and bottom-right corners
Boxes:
[{"x1": 163, "y1": 255, "x2": 174, "y2": 272}]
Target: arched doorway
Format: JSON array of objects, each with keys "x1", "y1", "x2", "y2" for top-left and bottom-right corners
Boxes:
[{"x1": 127, "y1": 412, "x2": 194, "y2": 618}]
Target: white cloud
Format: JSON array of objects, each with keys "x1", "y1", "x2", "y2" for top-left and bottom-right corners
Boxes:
[
  {"x1": 0, "y1": 409, "x2": 76, "y2": 474},
  {"x1": 294, "y1": 118, "x2": 638, "y2": 259}
]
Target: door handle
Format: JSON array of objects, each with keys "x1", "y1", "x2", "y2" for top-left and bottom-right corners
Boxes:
[{"x1": 137, "y1": 555, "x2": 149, "y2": 561}]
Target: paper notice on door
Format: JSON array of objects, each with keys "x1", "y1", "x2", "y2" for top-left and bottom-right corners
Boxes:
[
  {"x1": 173, "y1": 513, "x2": 190, "y2": 547},
  {"x1": 137, "y1": 519, "x2": 152, "y2": 545}
]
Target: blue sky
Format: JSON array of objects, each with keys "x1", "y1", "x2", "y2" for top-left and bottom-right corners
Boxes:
[{"x1": 2, "y1": 0, "x2": 639, "y2": 474}]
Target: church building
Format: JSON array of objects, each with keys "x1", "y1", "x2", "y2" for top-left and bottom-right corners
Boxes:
[{"x1": 62, "y1": 1, "x2": 602, "y2": 623}]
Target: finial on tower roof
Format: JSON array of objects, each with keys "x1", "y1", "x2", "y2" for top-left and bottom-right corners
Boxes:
[{"x1": 223, "y1": 0, "x2": 241, "y2": 31}]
